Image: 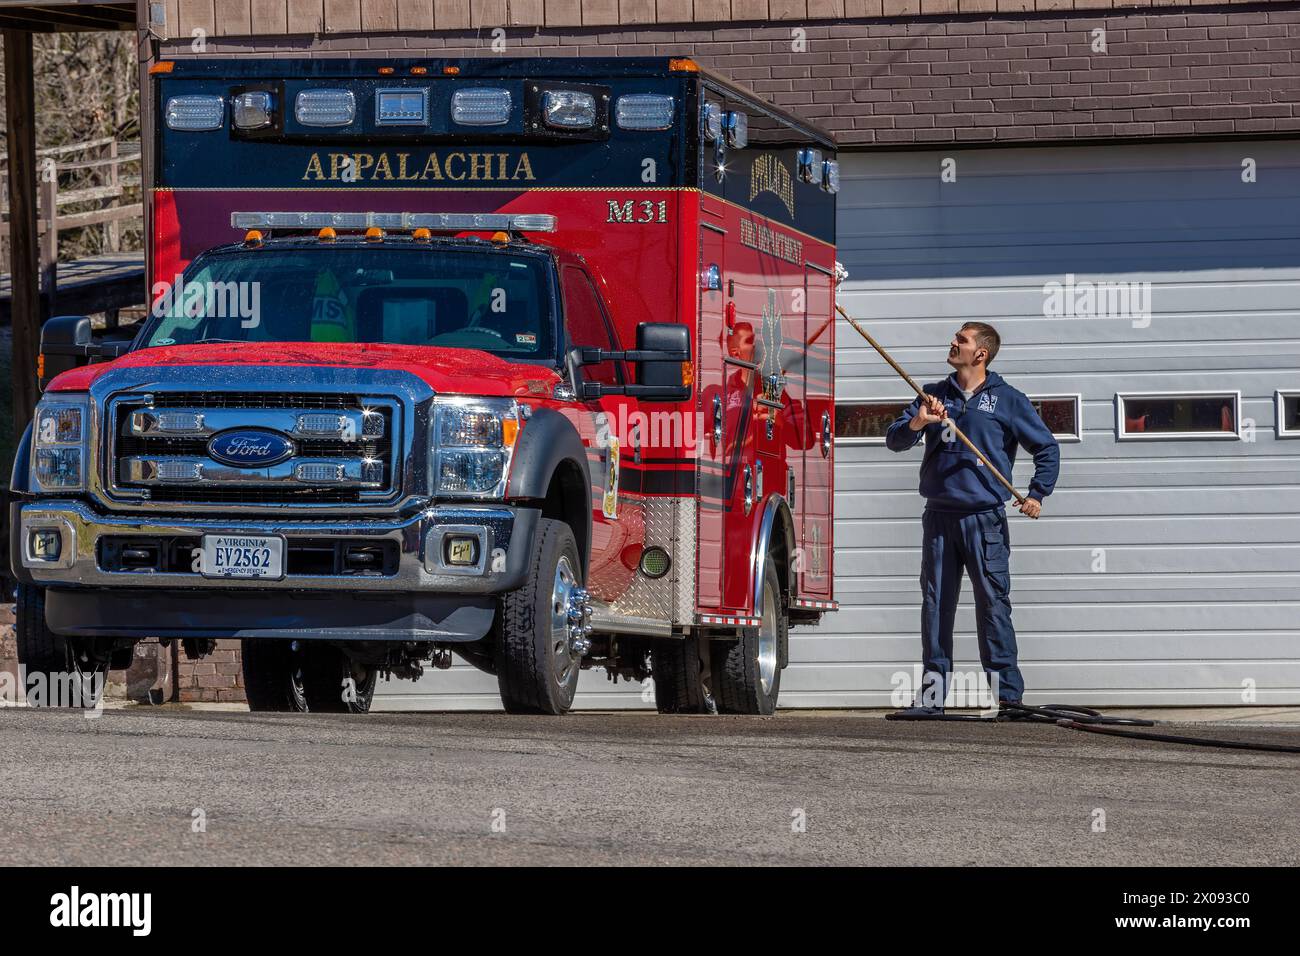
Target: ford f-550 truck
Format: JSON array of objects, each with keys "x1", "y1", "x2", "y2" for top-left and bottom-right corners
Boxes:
[{"x1": 11, "y1": 57, "x2": 838, "y2": 714}]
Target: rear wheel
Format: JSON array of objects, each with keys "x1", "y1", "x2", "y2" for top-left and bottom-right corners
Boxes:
[
  {"x1": 15, "y1": 584, "x2": 107, "y2": 709},
  {"x1": 712, "y1": 562, "x2": 785, "y2": 715},
  {"x1": 651, "y1": 633, "x2": 714, "y2": 714},
  {"x1": 241, "y1": 639, "x2": 309, "y2": 712},
  {"x1": 495, "y1": 518, "x2": 587, "y2": 715},
  {"x1": 242, "y1": 640, "x2": 376, "y2": 713},
  {"x1": 304, "y1": 645, "x2": 376, "y2": 714}
]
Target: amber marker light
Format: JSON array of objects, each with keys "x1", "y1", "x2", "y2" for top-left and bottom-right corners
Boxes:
[
  {"x1": 669, "y1": 58, "x2": 699, "y2": 72},
  {"x1": 410, "y1": 66, "x2": 429, "y2": 75},
  {"x1": 149, "y1": 61, "x2": 175, "y2": 74},
  {"x1": 412, "y1": 228, "x2": 432, "y2": 241},
  {"x1": 443, "y1": 66, "x2": 461, "y2": 75},
  {"x1": 243, "y1": 229, "x2": 264, "y2": 246},
  {"x1": 317, "y1": 227, "x2": 337, "y2": 241},
  {"x1": 365, "y1": 227, "x2": 384, "y2": 241},
  {"x1": 378, "y1": 66, "x2": 395, "y2": 75}
]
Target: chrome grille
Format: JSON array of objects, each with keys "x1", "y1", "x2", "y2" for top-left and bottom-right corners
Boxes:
[{"x1": 107, "y1": 392, "x2": 400, "y2": 506}]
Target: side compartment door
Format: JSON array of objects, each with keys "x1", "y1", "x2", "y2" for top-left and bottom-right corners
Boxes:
[
  {"x1": 800, "y1": 265, "x2": 835, "y2": 598},
  {"x1": 562, "y1": 264, "x2": 643, "y2": 603},
  {"x1": 696, "y1": 224, "x2": 727, "y2": 609}
]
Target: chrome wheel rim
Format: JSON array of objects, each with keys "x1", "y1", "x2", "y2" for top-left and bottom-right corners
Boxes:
[
  {"x1": 550, "y1": 556, "x2": 580, "y2": 685},
  {"x1": 757, "y1": 579, "x2": 779, "y2": 696}
]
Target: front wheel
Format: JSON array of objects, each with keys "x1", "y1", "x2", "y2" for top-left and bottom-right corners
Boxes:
[
  {"x1": 712, "y1": 562, "x2": 786, "y2": 715},
  {"x1": 495, "y1": 518, "x2": 588, "y2": 715},
  {"x1": 15, "y1": 584, "x2": 107, "y2": 709}
]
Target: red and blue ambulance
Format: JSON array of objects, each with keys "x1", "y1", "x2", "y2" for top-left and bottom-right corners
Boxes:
[{"x1": 13, "y1": 57, "x2": 838, "y2": 714}]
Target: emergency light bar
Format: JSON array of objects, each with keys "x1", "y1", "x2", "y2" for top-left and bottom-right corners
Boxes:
[{"x1": 230, "y1": 212, "x2": 557, "y2": 233}]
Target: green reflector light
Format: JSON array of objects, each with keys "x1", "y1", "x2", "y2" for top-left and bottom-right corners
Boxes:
[{"x1": 639, "y1": 546, "x2": 671, "y2": 579}]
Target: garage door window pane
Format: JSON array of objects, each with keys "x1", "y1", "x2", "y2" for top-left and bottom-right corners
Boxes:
[
  {"x1": 836, "y1": 402, "x2": 910, "y2": 442},
  {"x1": 1029, "y1": 397, "x2": 1080, "y2": 440},
  {"x1": 1119, "y1": 394, "x2": 1239, "y2": 439},
  {"x1": 1279, "y1": 393, "x2": 1300, "y2": 437}
]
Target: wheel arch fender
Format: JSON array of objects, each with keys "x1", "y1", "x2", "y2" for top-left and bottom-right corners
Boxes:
[
  {"x1": 507, "y1": 407, "x2": 592, "y2": 576},
  {"x1": 751, "y1": 494, "x2": 796, "y2": 606}
]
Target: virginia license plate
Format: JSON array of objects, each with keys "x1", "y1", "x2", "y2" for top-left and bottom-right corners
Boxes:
[{"x1": 200, "y1": 534, "x2": 284, "y2": 580}]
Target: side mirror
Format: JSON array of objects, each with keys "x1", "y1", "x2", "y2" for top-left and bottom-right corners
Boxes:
[
  {"x1": 574, "y1": 322, "x2": 692, "y2": 402},
  {"x1": 39, "y1": 315, "x2": 131, "y2": 389},
  {"x1": 41, "y1": 314, "x2": 93, "y2": 354},
  {"x1": 634, "y1": 322, "x2": 691, "y2": 400},
  {"x1": 39, "y1": 315, "x2": 93, "y2": 386}
]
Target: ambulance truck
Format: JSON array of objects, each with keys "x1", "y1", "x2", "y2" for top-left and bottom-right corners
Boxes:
[{"x1": 11, "y1": 57, "x2": 838, "y2": 714}]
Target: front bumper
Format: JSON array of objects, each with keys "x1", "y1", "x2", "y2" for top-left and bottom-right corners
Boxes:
[{"x1": 13, "y1": 499, "x2": 542, "y2": 642}]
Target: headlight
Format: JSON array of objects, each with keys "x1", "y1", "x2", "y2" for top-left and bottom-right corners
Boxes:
[
  {"x1": 543, "y1": 90, "x2": 596, "y2": 129},
  {"x1": 31, "y1": 394, "x2": 90, "y2": 492},
  {"x1": 432, "y1": 398, "x2": 522, "y2": 498}
]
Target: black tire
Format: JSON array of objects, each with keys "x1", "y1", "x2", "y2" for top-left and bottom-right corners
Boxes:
[
  {"x1": 15, "y1": 584, "x2": 107, "y2": 709},
  {"x1": 495, "y1": 518, "x2": 584, "y2": 715},
  {"x1": 651, "y1": 633, "x2": 713, "y2": 714},
  {"x1": 241, "y1": 639, "x2": 309, "y2": 713},
  {"x1": 713, "y1": 562, "x2": 786, "y2": 715},
  {"x1": 242, "y1": 640, "x2": 375, "y2": 713},
  {"x1": 303, "y1": 645, "x2": 376, "y2": 714}
]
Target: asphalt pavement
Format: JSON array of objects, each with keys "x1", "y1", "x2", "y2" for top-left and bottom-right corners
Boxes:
[{"x1": 1, "y1": 707, "x2": 1296, "y2": 866}]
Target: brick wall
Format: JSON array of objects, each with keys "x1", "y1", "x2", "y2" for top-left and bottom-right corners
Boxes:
[
  {"x1": 0, "y1": 605, "x2": 16, "y2": 698},
  {"x1": 175, "y1": 639, "x2": 245, "y2": 702},
  {"x1": 160, "y1": 4, "x2": 1300, "y2": 146},
  {"x1": 0, "y1": 605, "x2": 173, "y2": 704},
  {"x1": 153, "y1": 0, "x2": 1300, "y2": 37}
]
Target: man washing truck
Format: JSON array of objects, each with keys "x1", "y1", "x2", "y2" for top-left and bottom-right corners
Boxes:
[{"x1": 886, "y1": 322, "x2": 1060, "y2": 717}]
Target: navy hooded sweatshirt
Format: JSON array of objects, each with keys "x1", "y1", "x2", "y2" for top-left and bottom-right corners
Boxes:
[{"x1": 885, "y1": 370, "x2": 1060, "y2": 512}]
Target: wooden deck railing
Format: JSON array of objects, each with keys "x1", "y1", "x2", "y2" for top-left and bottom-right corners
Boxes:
[{"x1": 0, "y1": 136, "x2": 142, "y2": 289}]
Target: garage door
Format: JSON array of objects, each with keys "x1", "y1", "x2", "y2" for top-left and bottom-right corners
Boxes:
[
  {"x1": 815, "y1": 139, "x2": 1300, "y2": 708},
  {"x1": 378, "y1": 139, "x2": 1300, "y2": 711}
]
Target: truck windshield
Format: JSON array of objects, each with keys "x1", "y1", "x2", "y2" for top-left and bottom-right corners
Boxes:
[{"x1": 140, "y1": 245, "x2": 555, "y2": 360}]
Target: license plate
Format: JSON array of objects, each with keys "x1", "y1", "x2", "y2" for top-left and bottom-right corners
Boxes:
[{"x1": 200, "y1": 534, "x2": 284, "y2": 580}]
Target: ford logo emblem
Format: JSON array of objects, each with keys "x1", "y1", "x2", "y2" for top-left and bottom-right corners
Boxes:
[{"x1": 208, "y1": 429, "x2": 295, "y2": 468}]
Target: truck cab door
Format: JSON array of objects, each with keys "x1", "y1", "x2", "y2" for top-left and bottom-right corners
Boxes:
[{"x1": 561, "y1": 264, "x2": 643, "y2": 603}]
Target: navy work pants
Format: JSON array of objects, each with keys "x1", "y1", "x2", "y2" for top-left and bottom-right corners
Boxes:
[{"x1": 917, "y1": 507, "x2": 1024, "y2": 707}]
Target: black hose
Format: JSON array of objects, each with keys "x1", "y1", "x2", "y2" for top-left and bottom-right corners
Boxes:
[
  {"x1": 1056, "y1": 718, "x2": 1300, "y2": 755},
  {"x1": 1004, "y1": 702, "x2": 1154, "y2": 726},
  {"x1": 887, "y1": 702, "x2": 1300, "y2": 754},
  {"x1": 885, "y1": 712, "x2": 991, "y2": 721}
]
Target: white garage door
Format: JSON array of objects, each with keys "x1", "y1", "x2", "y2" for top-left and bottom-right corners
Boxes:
[
  {"x1": 379, "y1": 139, "x2": 1300, "y2": 711},
  {"x1": 816, "y1": 139, "x2": 1300, "y2": 708}
]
